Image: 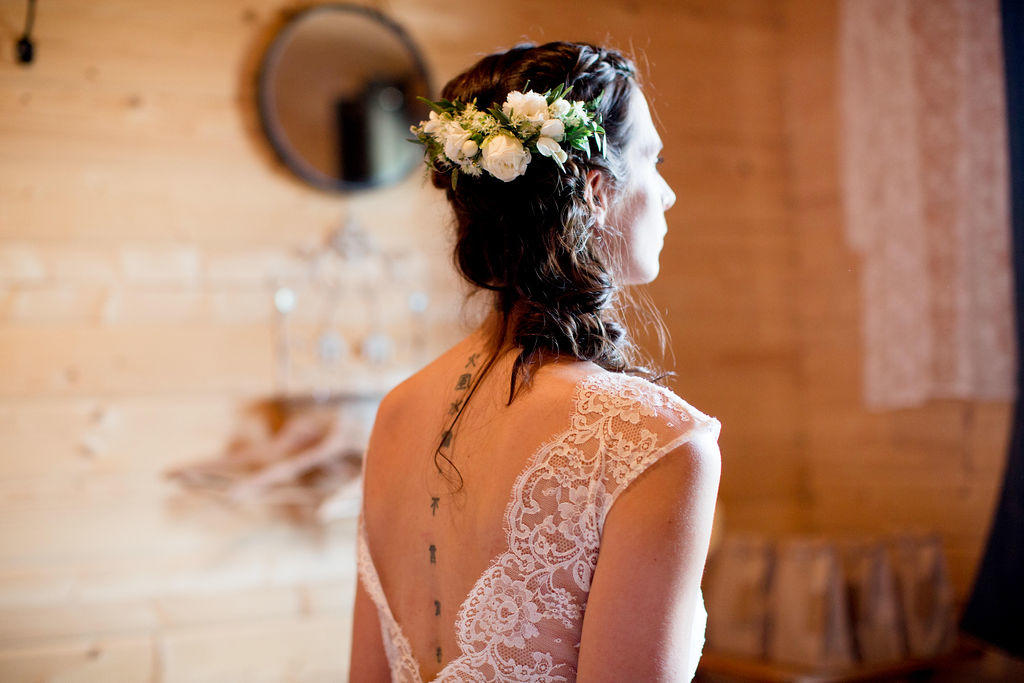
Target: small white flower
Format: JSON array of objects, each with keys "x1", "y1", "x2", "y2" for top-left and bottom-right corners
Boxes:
[
  {"x1": 503, "y1": 90, "x2": 550, "y2": 125},
  {"x1": 566, "y1": 100, "x2": 590, "y2": 127},
  {"x1": 422, "y1": 110, "x2": 444, "y2": 135},
  {"x1": 549, "y1": 98, "x2": 571, "y2": 118},
  {"x1": 480, "y1": 132, "x2": 531, "y2": 182},
  {"x1": 535, "y1": 136, "x2": 568, "y2": 164},
  {"x1": 461, "y1": 139, "x2": 479, "y2": 158},
  {"x1": 472, "y1": 110, "x2": 497, "y2": 133},
  {"x1": 539, "y1": 118, "x2": 565, "y2": 142}
]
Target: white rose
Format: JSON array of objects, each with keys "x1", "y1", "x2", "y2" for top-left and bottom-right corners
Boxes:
[
  {"x1": 480, "y1": 133, "x2": 531, "y2": 182},
  {"x1": 461, "y1": 139, "x2": 478, "y2": 157},
  {"x1": 535, "y1": 136, "x2": 568, "y2": 164},
  {"x1": 502, "y1": 90, "x2": 549, "y2": 124},
  {"x1": 539, "y1": 118, "x2": 565, "y2": 141},
  {"x1": 442, "y1": 124, "x2": 473, "y2": 163},
  {"x1": 549, "y1": 98, "x2": 571, "y2": 117}
]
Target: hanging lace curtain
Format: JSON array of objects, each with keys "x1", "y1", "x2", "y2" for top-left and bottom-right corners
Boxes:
[{"x1": 838, "y1": 0, "x2": 1017, "y2": 410}]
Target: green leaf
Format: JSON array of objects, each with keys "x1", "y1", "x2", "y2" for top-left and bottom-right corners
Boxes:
[
  {"x1": 451, "y1": 167, "x2": 459, "y2": 191},
  {"x1": 488, "y1": 105, "x2": 512, "y2": 128},
  {"x1": 546, "y1": 82, "x2": 570, "y2": 104},
  {"x1": 417, "y1": 96, "x2": 446, "y2": 114}
]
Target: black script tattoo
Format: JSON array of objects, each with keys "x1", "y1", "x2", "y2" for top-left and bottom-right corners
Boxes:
[
  {"x1": 435, "y1": 599, "x2": 441, "y2": 616},
  {"x1": 429, "y1": 544, "x2": 436, "y2": 564}
]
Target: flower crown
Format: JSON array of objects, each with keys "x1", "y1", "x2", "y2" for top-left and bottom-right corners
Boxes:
[{"x1": 408, "y1": 82, "x2": 607, "y2": 189}]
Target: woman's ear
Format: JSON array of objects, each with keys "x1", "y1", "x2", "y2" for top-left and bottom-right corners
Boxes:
[{"x1": 583, "y1": 168, "x2": 609, "y2": 225}]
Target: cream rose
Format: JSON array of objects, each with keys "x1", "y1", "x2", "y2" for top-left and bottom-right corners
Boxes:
[
  {"x1": 442, "y1": 123, "x2": 473, "y2": 164},
  {"x1": 480, "y1": 133, "x2": 531, "y2": 181},
  {"x1": 535, "y1": 136, "x2": 567, "y2": 164},
  {"x1": 502, "y1": 90, "x2": 549, "y2": 124},
  {"x1": 539, "y1": 118, "x2": 565, "y2": 141},
  {"x1": 549, "y1": 98, "x2": 571, "y2": 118}
]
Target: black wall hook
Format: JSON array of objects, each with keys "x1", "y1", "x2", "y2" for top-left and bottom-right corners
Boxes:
[{"x1": 16, "y1": 0, "x2": 37, "y2": 65}]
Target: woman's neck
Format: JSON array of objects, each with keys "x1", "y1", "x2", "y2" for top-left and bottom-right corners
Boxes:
[{"x1": 473, "y1": 307, "x2": 516, "y2": 357}]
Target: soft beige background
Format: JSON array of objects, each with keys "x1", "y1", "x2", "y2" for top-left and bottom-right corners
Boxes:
[{"x1": 0, "y1": 0, "x2": 1011, "y2": 680}]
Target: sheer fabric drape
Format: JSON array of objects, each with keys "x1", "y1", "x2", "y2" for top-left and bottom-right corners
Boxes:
[{"x1": 838, "y1": 0, "x2": 1016, "y2": 409}]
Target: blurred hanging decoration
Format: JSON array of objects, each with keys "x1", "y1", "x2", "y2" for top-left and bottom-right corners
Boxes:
[
  {"x1": 16, "y1": 0, "x2": 36, "y2": 65},
  {"x1": 270, "y1": 210, "x2": 432, "y2": 400},
  {"x1": 838, "y1": 0, "x2": 1016, "y2": 410},
  {"x1": 165, "y1": 211, "x2": 432, "y2": 526}
]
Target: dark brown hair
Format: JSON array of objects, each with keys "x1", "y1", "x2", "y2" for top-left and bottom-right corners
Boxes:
[{"x1": 430, "y1": 41, "x2": 673, "y2": 491}]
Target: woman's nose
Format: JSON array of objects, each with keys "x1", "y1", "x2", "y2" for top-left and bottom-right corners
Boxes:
[{"x1": 662, "y1": 179, "x2": 676, "y2": 211}]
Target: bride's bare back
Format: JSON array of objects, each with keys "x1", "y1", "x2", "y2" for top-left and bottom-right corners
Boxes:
[
  {"x1": 351, "y1": 325, "x2": 721, "y2": 681},
  {"x1": 361, "y1": 328, "x2": 597, "y2": 679}
]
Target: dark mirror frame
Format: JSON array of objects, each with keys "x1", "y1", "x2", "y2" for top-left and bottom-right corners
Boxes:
[{"x1": 256, "y1": 3, "x2": 434, "y2": 193}]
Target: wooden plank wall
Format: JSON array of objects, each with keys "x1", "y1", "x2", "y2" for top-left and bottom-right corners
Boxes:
[
  {"x1": 780, "y1": 0, "x2": 1011, "y2": 599},
  {"x1": 0, "y1": 0, "x2": 1008, "y2": 679}
]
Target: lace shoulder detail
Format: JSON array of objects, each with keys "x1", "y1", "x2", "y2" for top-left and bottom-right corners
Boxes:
[{"x1": 577, "y1": 372, "x2": 722, "y2": 521}]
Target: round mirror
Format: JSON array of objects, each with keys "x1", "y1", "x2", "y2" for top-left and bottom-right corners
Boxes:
[{"x1": 257, "y1": 4, "x2": 433, "y2": 192}]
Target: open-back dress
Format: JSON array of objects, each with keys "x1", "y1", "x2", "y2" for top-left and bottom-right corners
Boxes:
[{"x1": 357, "y1": 370, "x2": 721, "y2": 681}]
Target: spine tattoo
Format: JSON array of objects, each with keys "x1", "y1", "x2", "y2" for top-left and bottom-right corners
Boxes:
[{"x1": 427, "y1": 351, "x2": 483, "y2": 667}]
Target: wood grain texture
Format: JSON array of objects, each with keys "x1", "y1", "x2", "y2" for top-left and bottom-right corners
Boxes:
[
  {"x1": 0, "y1": 0, "x2": 1010, "y2": 679},
  {"x1": 781, "y1": 0, "x2": 1009, "y2": 607}
]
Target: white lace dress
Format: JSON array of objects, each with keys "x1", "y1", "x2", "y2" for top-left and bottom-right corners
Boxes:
[{"x1": 357, "y1": 371, "x2": 720, "y2": 681}]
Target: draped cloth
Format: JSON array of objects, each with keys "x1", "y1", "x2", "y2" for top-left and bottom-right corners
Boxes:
[{"x1": 837, "y1": 0, "x2": 1016, "y2": 410}]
